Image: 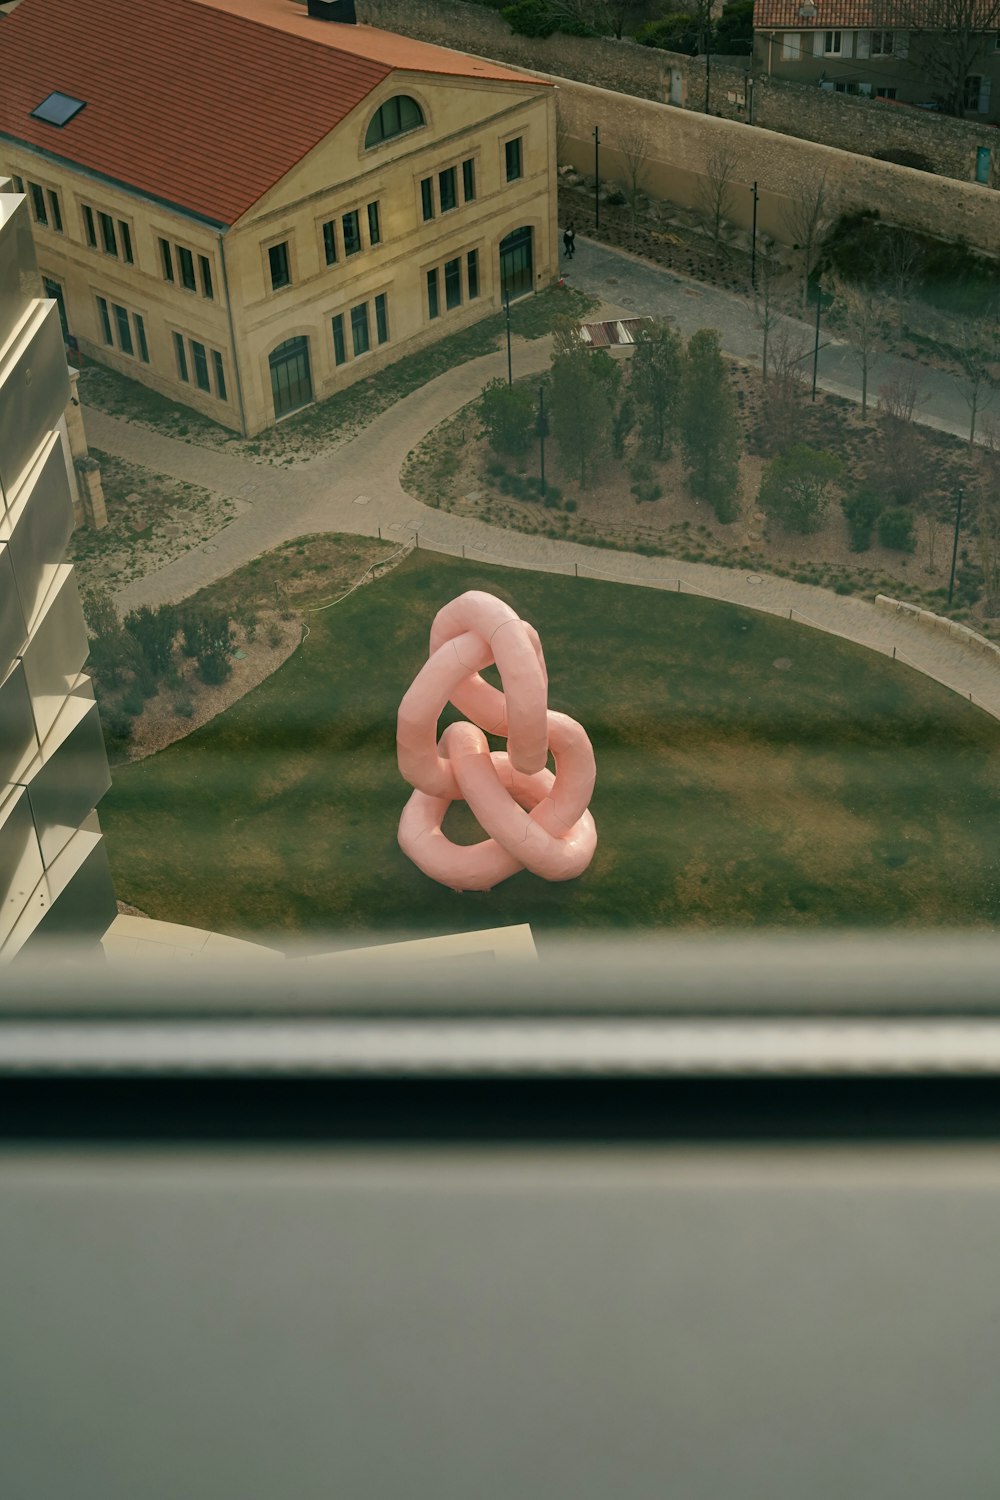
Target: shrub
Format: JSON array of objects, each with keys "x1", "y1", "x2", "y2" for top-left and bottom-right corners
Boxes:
[
  {"x1": 172, "y1": 694, "x2": 195, "y2": 719},
  {"x1": 486, "y1": 457, "x2": 507, "y2": 478},
  {"x1": 267, "y1": 622, "x2": 283, "y2": 649},
  {"x1": 181, "y1": 607, "x2": 236, "y2": 685},
  {"x1": 502, "y1": 0, "x2": 559, "y2": 37},
  {"x1": 605, "y1": 189, "x2": 626, "y2": 207},
  {"x1": 841, "y1": 486, "x2": 883, "y2": 552},
  {"x1": 97, "y1": 702, "x2": 135, "y2": 754},
  {"x1": 479, "y1": 376, "x2": 535, "y2": 456},
  {"x1": 564, "y1": 497, "x2": 577, "y2": 512},
  {"x1": 878, "y1": 507, "x2": 916, "y2": 552},
  {"x1": 124, "y1": 603, "x2": 178, "y2": 679},
  {"x1": 758, "y1": 445, "x2": 843, "y2": 534}
]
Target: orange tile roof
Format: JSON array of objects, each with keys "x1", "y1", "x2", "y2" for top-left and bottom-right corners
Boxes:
[
  {"x1": 0, "y1": 0, "x2": 547, "y2": 226},
  {"x1": 754, "y1": 0, "x2": 998, "y2": 22}
]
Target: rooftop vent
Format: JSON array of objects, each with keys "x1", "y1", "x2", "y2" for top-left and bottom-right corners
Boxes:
[
  {"x1": 307, "y1": 0, "x2": 357, "y2": 21},
  {"x1": 30, "y1": 91, "x2": 86, "y2": 127}
]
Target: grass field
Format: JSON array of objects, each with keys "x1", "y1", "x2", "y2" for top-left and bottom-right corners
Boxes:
[{"x1": 100, "y1": 551, "x2": 1000, "y2": 946}]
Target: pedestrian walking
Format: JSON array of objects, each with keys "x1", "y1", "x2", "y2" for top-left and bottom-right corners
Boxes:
[{"x1": 563, "y1": 225, "x2": 576, "y2": 259}]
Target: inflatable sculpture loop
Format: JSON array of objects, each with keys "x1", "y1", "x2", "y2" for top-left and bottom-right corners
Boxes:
[{"x1": 396, "y1": 591, "x2": 597, "y2": 892}]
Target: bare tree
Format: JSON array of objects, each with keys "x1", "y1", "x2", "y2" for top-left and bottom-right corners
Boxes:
[
  {"x1": 917, "y1": 502, "x2": 945, "y2": 575},
  {"x1": 875, "y1": 367, "x2": 930, "y2": 503},
  {"x1": 749, "y1": 253, "x2": 782, "y2": 384},
  {"x1": 976, "y1": 420, "x2": 1000, "y2": 609},
  {"x1": 872, "y1": 0, "x2": 1000, "y2": 116},
  {"x1": 761, "y1": 321, "x2": 810, "y2": 452},
  {"x1": 883, "y1": 227, "x2": 924, "y2": 305},
  {"x1": 782, "y1": 170, "x2": 832, "y2": 315},
  {"x1": 923, "y1": 304, "x2": 999, "y2": 446},
  {"x1": 831, "y1": 277, "x2": 889, "y2": 418},
  {"x1": 696, "y1": 140, "x2": 740, "y2": 268},
  {"x1": 616, "y1": 121, "x2": 652, "y2": 248}
]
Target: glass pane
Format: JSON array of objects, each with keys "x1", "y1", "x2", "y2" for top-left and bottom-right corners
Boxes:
[
  {"x1": 43, "y1": 279, "x2": 69, "y2": 340},
  {"x1": 134, "y1": 314, "x2": 149, "y2": 363},
  {"x1": 48, "y1": 192, "x2": 63, "y2": 232},
  {"x1": 191, "y1": 340, "x2": 210, "y2": 391},
  {"x1": 119, "y1": 221, "x2": 133, "y2": 263},
  {"x1": 367, "y1": 202, "x2": 381, "y2": 247},
  {"x1": 97, "y1": 297, "x2": 112, "y2": 346},
  {"x1": 199, "y1": 255, "x2": 213, "y2": 299},
  {"x1": 173, "y1": 332, "x2": 188, "y2": 382},
  {"x1": 375, "y1": 293, "x2": 388, "y2": 345},
  {"x1": 343, "y1": 212, "x2": 361, "y2": 256},
  {"x1": 323, "y1": 221, "x2": 337, "y2": 265},
  {"x1": 99, "y1": 212, "x2": 117, "y2": 255},
  {"x1": 467, "y1": 249, "x2": 479, "y2": 300},
  {"x1": 400, "y1": 95, "x2": 423, "y2": 131},
  {"x1": 113, "y1": 304, "x2": 133, "y2": 356},
  {"x1": 269, "y1": 338, "x2": 312, "y2": 417},
  {"x1": 30, "y1": 184, "x2": 47, "y2": 225},
  {"x1": 505, "y1": 138, "x2": 522, "y2": 182},
  {"x1": 421, "y1": 178, "x2": 434, "y2": 222},
  {"x1": 439, "y1": 168, "x2": 457, "y2": 213},
  {"x1": 351, "y1": 303, "x2": 370, "y2": 357},
  {"x1": 84, "y1": 205, "x2": 97, "y2": 247},
  {"x1": 445, "y1": 257, "x2": 461, "y2": 310},
  {"x1": 30, "y1": 91, "x2": 85, "y2": 126},
  {"x1": 159, "y1": 238, "x2": 174, "y2": 281},
  {"x1": 178, "y1": 247, "x2": 196, "y2": 291},
  {"x1": 332, "y1": 315, "x2": 346, "y2": 366},
  {"x1": 269, "y1": 242, "x2": 290, "y2": 290},
  {"x1": 212, "y1": 350, "x2": 227, "y2": 401},
  {"x1": 427, "y1": 268, "x2": 439, "y2": 319},
  {"x1": 463, "y1": 159, "x2": 476, "y2": 202}
]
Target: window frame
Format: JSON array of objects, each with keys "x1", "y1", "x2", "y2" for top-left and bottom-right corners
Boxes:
[
  {"x1": 375, "y1": 291, "x2": 389, "y2": 346},
  {"x1": 462, "y1": 158, "x2": 476, "y2": 203},
  {"x1": 870, "y1": 29, "x2": 894, "y2": 55},
  {"x1": 350, "y1": 301, "x2": 371, "y2": 358},
  {"x1": 48, "y1": 190, "x2": 63, "y2": 233},
  {"x1": 824, "y1": 29, "x2": 843, "y2": 55},
  {"x1": 420, "y1": 177, "x2": 435, "y2": 222},
  {"x1": 467, "y1": 248, "x2": 480, "y2": 301},
  {"x1": 134, "y1": 313, "x2": 150, "y2": 364},
  {"x1": 505, "y1": 136, "x2": 523, "y2": 183},
  {"x1": 364, "y1": 93, "x2": 425, "y2": 149},
  {"x1": 173, "y1": 331, "x2": 189, "y2": 383},
  {"x1": 96, "y1": 295, "x2": 113, "y2": 347},
  {"x1": 191, "y1": 339, "x2": 211, "y2": 393},
  {"x1": 367, "y1": 201, "x2": 381, "y2": 248},
  {"x1": 322, "y1": 219, "x2": 338, "y2": 266},
  {"x1": 427, "y1": 266, "x2": 440, "y2": 320},
  {"x1": 159, "y1": 237, "x2": 175, "y2": 282},
  {"x1": 98, "y1": 210, "x2": 117, "y2": 257},
  {"x1": 444, "y1": 256, "x2": 462, "y2": 311},
  {"x1": 342, "y1": 210, "x2": 362, "y2": 258},
  {"x1": 83, "y1": 204, "x2": 97, "y2": 248},
  {"x1": 331, "y1": 313, "x2": 347, "y2": 367},
  {"x1": 439, "y1": 166, "x2": 458, "y2": 213},
  {"x1": 112, "y1": 303, "x2": 134, "y2": 356},
  {"x1": 29, "y1": 182, "x2": 48, "y2": 227},
  {"x1": 199, "y1": 254, "x2": 213, "y2": 300},
  {"x1": 212, "y1": 350, "x2": 228, "y2": 402},
  {"x1": 177, "y1": 245, "x2": 197, "y2": 293},
  {"x1": 267, "y1": 239, "x2": 292, "y2": 292}
]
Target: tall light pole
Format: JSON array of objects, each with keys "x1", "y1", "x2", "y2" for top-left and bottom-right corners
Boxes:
[
  {"x1": 811, "y1": 283, "x2": 822, "y2": 401},
  {"x1": 593, "y1": 126, "x2": 600, "y2": 231},
  {"x1": 947, "y1": 484, "x2": 965, "y2": 608},
  {"x1": 746, "y1": 73, "x2": 755, "y2": 125},
  {"x1": 749, "y1": 180, "x2": 759, "y2": 290},
  {"x1": 503, "y1": 288, "x2": 512, "y2": 385},
  {"x1": 538, "y1": 384, "x2": 547, "y2": 498}
]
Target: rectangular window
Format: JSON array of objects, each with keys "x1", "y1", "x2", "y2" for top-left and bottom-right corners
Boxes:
[
  {"x1": 119, "y1": 220, "x2": 133, "y2": 263},
  {"x1": 173, "y1": 330, "x2": 188, "y2": 382},
  {"x1": 323, "y1": 220, "x2": 337, "y2": 265},
  {"x1": 269, "y1": 241, "x2": 290, "y2": 290},
  {"x1": 96, "y1": 296, "x2": 112, "y2": 346},
  {"x1": 824, "y1": 30, "x2": 842, "y2": 54},
  {"x1": 199, "y1": 254, "x2": 213, "y2": 299},
  {"x1": 83, "y1": 204, "x2": 97, "y2": 247},
  {"x1": 427, "y1": 266, "x2": 439, "y2": 320},
  {"x1": 212, "y1": 350, "x2": 227, "y2": 401},
  {"x1": 875, "y1": 85, "x2": 897, "y2": 98},
  {"x1": 178, "y1": 245, "x2": 196, "y2": 291},
  {"x1": 467, "y1": 248, "x2": 479, "y2": 300},
  {"x1": 11, "y1": 175, "x2": 24, "y2": 194},
  {"x1": 48, "y1": 190, "x2": 63, "y2": 232},
  {"x1": 462, "y1": 158, "x2": 476, "y2": 202},
  {"x1": 342, "y1": 210, "x2": 362, "y2": 257},
  {"x1": 159, "y1": 237, "x2": 174, "y2": 282},
  {"x1": 367, "y1": 201, "x2": 381, "y2": 247},
  {"x1": 870, "y1": 29, "x2": 894, "y2": 54},
  {"x1": 421, "y1": 177, "x2": 434, "y2": 222},
  {"x1": 444, "y1": 256, "x2": 462, "y2": 311},
  {"x1": 505, "y1": 137, "x2": 523, "y2": 182},
  {"x1": 99, "y1": 211, "x2": 117, "y2": 256},
  {"x1": 964, "y1": 73, "x2": 985, "y2": 109},
  {"x1": 134, "y1": 313, "x2": 149, "y2": 363},
  {"x1": 781, "y1": 32, "x2": 802, "y2": 59},
  {"x1": 113, "y1": 304, "x2": 133, "y2": 356},
  {"x1": 351, "y1": 302, "x2": 370, "y2": 357},
  {"x1": 375, "y1": 292, "x2": 388, "y2": 345},
  {"x1": 439, "y1": 166, "x2": 457, "y2": 213},
  {"x1": 191, "y1": 339, "x2": 210, "y2": 392},
  {"x1": 30, "y1": 183, "x2": 47, "y2": 226},
  {"x1": 332, "y1": 313, "x2": 346, "y2": 366}
]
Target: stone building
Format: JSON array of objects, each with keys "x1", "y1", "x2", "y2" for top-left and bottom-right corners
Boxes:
[
  {"x1": 0, "y1": 0, "x2": 557, "y2": 435},
  {"x1": 753, "y1": 1, "x2": 1000, "y2": 125}
]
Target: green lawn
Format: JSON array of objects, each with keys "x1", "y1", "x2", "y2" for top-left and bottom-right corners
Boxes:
[{"x1": 101, "y1": 551, "x2": 1000, "y2": 946}]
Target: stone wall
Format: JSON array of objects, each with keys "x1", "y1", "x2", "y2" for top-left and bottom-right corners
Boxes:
[{"x1": 359, "y1": 0, "x2": 1000, "y2": 187}]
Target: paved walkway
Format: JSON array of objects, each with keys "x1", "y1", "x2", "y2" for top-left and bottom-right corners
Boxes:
[{"x1": 83, "y1": 237, "x2": 1000, "y2": 721}]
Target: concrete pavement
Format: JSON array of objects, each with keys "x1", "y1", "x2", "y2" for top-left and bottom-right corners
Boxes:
[{"x1": 83, "y1": 236, "x2": 1000, "y2": 721}]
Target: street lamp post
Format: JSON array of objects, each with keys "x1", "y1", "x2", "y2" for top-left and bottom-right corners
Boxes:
[
  {"x1": 538, "y1": 384, "x2": 547, "y2": 498},
  {"x1": 947, "y1": 484, "x2": 965, "y2": 608},
  {"x1": 750, "y1": 180, "x2": 759, "y2": 290},
  {"x1": 746, "y1": 74, "x2": 755, "y2": 125},
  {"x1": 811, "y1": 283, "x2": 822, "y2": 401},
  {"x1": 504, "y1": 288, "x2": 512, "y2": 386},
  {"x1": 593, "y1": 126, "x2": 600, "y2": 231}
]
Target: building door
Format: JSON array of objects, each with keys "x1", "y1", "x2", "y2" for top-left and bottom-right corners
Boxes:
[
  {"x1": 43, "y1": 276, "x2": 69, "y2": 340},
  {"x1": 269, "y1": 336, "x2": 312, "y2": 419},
  {"x1": 499, "y1": 226, "x2": 533, "y2": 301},
  {"x1": 670, "y1": 67, "x2": 684, "y2": 105}
]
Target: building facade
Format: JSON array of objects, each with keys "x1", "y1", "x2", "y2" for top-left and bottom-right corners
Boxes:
[
  {"x1": 0, "y1": 181, "x2": 117, "y2": 959},
  {"x1": 0, "y1": 0, "x2": 557, "y2": 435},
  {"x1": 753, "y1": 2, "x2": 1000, "y2": 122}
]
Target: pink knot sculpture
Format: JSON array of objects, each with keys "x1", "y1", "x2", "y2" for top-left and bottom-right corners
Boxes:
[{"x1": 397, "y1": 591, "x2": 597, "y2": 892}]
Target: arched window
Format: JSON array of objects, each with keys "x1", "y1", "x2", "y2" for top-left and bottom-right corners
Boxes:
[{"x1": 364, "y1": 94, "x2": 424, "y2": 148}]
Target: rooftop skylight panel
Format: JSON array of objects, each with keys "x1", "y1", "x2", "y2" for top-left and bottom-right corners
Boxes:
[{"x1": 30, "y1": 92, "x2": 86, "y2": 127}]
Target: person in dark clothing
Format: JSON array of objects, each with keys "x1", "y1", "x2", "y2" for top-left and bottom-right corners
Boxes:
[{"x1": 563, "y1": 226, "x2": 576, "y2": 258}]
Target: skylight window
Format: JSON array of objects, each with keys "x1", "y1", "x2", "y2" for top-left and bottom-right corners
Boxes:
[{"x1": 30, "y1": 92, "x2": 86, "y2": 128}]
